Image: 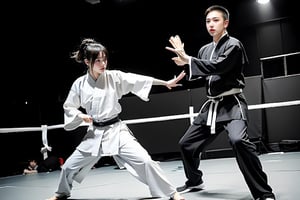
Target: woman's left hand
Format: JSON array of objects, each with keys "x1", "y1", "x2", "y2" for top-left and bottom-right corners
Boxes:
[{"x1": 166, "y1": 70, "x2": 186, "y2": 89}]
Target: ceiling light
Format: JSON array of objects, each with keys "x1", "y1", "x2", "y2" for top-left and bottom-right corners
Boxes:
[
  {"x1": 85, "y1": 0, "x2": 101, "y2": 5},
  {"x1": 257, "y1": 0, "x2": 270, "y2": 4}
]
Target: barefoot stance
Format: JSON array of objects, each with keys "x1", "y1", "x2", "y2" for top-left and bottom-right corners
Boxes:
[
  {"x1": 46, "y1": 196, "x2": 59, "y2": 200},
  {"x1": 173, "y1": 192, "x2": 185, "y2": 200}
]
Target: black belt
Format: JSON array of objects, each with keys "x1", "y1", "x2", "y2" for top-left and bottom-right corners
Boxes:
[{"x1": 93, "y1": 116, "x2": 120, "y2": 127}]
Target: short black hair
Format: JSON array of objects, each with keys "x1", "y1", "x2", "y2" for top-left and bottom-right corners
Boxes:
[{"x1": 205, "y1": 5, "x2": 230, "y2": 20}]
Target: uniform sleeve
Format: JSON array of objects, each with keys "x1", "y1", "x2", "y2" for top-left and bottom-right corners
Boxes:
[
  {"x1": 190, "y1": 40, "x2": 242, "y2": 78},
  {"x1": 63, "y1": 80, "x2": 84, "y2": 131},
  {"x1": 115, "y1": 71, "x2": 154, "y2": 101}
]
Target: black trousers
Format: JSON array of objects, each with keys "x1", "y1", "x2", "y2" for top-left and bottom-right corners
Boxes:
[{"x1": 178, "y1": 119, "x2": 274, "y2": 199}]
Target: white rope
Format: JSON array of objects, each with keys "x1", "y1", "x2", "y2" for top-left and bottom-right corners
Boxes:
[
  {"x1": 0, "y1": 99, "x2": 299, "y2": 158},
  {"x1": 247, "y1": 100, "x2": 300, "y2": 110},
  {"x1": 124, "y1": 113, "x2": 191, "y2": 124},
  {"x1": 0, "y1": 100, "x2": 299, "y2": 133},
  {"x1": 189, "y1": 106, "x2": 195, "y2": 124},
  {"x1": 41, "y1": 125, "x2": 52, "y2": 160}
]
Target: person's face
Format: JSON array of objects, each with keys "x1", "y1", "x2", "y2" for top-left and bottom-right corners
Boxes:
[
  {"x1": 29, "y1": 160, "x2": 37, "y2": 168},
  {"x1": 206, "y1": 10, "x2": 229, "y2": 42},
  {"x1": 88, "y1": 51, "x2": 108, "y2": 76},
  {"x1": 85, "y1": 51, "x2": 107, "y2": 79}
]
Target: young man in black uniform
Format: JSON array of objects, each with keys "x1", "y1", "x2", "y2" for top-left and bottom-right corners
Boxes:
[{"x1": 166, "y1": 5, "x2": 276, "y2": 200}]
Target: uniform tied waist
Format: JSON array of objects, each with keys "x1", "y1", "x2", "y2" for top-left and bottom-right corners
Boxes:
[
  {"x1": 202, "y1": 88, "x2": 243, "y2": 134},
  {"x1": 93, "y1": 116, "x2": 120, "y2": 127},
  {"x1": 205, "y1": 97, "x2": 222, "y2": 134}
]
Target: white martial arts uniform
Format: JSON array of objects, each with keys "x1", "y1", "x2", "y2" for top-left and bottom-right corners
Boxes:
[{"x1": 54, "y1": 70, "x2": 176, "y2": 198}]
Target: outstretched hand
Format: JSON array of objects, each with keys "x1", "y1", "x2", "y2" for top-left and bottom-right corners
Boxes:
[
  {"x1": 166, "y1": 70, "x2": 186, "y2": 89},
  {"x1": 166, "y1": 35, "x2": 190, "y2": 66}
]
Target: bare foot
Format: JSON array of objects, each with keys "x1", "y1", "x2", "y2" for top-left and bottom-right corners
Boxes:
[
  {"x1": 45, "y1": 196, "x2": 59, "y2": 200},
  {"x1": 172, "y1": 192, "x2": 185, "y2": 200}
]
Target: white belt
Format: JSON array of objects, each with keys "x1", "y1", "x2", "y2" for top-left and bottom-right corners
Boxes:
[
  {"x1": 201, "y1": 88, "x2": 243, "y2": 134},
  {"x1": 206, "y1": 98, "x2": 220, "y2": 134},
  {"x1": 207, "y1": 88, "x2": 243, "y2": 99}
]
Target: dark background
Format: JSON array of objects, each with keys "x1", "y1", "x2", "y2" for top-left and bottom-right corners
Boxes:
[
  {"x1": 0, "y1": 0, "x2": 299, "y2": 177},
  {"x1": 0, "y1": 0, "x2": 297, "y2": 127}
]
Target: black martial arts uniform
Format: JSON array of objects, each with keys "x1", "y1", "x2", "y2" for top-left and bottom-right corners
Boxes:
[{"x1": 179, "y1": 33, "x2": 275, "y2": 200}]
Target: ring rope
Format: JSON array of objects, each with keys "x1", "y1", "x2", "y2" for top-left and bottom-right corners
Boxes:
[
  {"x1": 1, "y1": 99, "x2": 299, "y2": 158},
  {"x1": 0, "y1": 100, "x2": 300, "y2": 133}
]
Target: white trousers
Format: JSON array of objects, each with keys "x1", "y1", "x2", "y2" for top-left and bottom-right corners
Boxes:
[{"x1": 54, "y1": 130, "x2": 176, "y2": 198}]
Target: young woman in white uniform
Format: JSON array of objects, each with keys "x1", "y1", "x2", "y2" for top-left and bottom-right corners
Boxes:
[{"x1": 46, "y1": 38, "x2": 186, "y2": 200}]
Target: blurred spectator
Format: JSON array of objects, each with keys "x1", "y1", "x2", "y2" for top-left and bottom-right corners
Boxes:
[{"x1": 23, "y1": 156, "x2": 64, "y2": 175}]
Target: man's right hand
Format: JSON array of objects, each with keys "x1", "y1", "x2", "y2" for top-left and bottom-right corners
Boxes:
[{"x1": 165, "y1": 35, "x2": 190, "y2": 66}]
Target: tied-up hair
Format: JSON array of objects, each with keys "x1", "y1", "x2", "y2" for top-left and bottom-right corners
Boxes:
[{"x1": 71, "y1": 38, "x2": 108, "y2": 67}]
